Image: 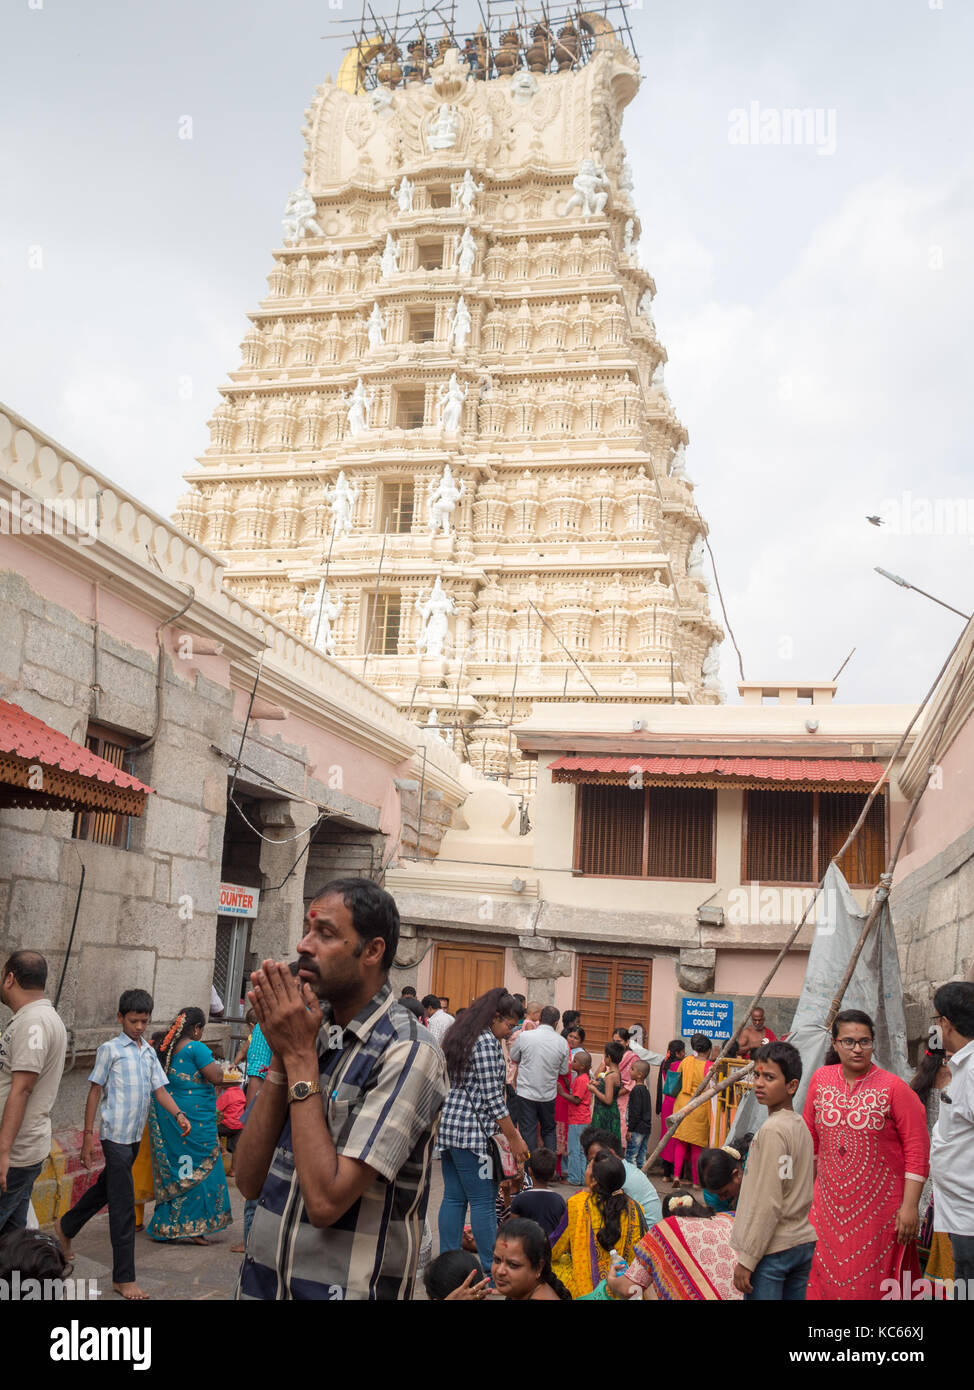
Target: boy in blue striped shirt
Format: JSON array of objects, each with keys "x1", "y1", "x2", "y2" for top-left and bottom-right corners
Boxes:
[{"x1": 55, "y1": 989, "x2": 190, "y2": 1300}]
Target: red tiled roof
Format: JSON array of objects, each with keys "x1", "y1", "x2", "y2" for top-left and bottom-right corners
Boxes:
[
  {"x1": 0, "y1": 701, "x2": 152, "y2": 794},
  {"x1": 549, "y1": 754, "x2": 886, "y2": 785}
]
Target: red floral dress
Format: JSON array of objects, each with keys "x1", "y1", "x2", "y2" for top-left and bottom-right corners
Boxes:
[{"x1": 803, "y1": 1064, "x2": 928, "y2": 1300}]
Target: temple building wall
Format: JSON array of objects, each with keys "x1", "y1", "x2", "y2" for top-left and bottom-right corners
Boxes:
[{"x1": 0, "y1": 405, "x2": 466, "y2": 1193}]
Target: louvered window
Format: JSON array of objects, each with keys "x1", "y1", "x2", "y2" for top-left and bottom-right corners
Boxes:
[
  {"x1": 818, "y1": 792, "x2": 886, "y2": 887},
  {"x1": 575, "y1": 785, "x2": 642, "y2": 876},
  {"x1": 646, "y1": 788, "x2": 715, "y2": 878},
  {"x1": 744, "y1": 790, "x2": 886, "y2": 886},
  {"x1": 574, "y1": 784, "x2": 715, "y2": 880},
  {"x1": 72, "y1": 726, "x2": 133, "y2": 849},
  {"x1": 744, "y1": 791, "x2": 814, "y2": 883}
]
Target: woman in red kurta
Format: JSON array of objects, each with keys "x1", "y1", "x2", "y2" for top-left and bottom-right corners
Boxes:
[{"x1": 803, "y1": 1010, "x2": 929, "y2": 1300}]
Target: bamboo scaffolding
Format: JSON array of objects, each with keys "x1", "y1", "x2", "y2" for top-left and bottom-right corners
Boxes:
[{"x1": 641, "y1": 613, "x2": 974, "y2": 1176}]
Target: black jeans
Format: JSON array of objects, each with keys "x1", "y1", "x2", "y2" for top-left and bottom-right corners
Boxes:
[
  {"x1": 0, "y1": 1161, "x2": 43, "y2": 1235},
  {"x1": 60, "y1": 1138, "x2": 140, "y2": 1284},
  {"x1": 948, "y1": 1233, "x2": 974, "y2": 1295},
  {"x1": 516, "y1": 1097, "x2": 556, "y2": 1153}
]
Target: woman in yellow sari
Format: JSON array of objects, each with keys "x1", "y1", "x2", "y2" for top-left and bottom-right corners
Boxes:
[
  {"x1": 550, "y1": 1151, "x2": 646, "y2": 1298},
  {"x1": 671, "y1": 1033, "x2": 714, "y2": 1187}
]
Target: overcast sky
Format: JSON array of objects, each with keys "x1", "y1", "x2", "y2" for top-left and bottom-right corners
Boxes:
[{"x1": 2, "y1": 0, "x2": 971, "y2": 705}]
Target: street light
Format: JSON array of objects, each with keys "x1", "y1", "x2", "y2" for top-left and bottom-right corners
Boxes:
[{"x1": 874, "y1": 568, "x2": 972, "y2": 621}]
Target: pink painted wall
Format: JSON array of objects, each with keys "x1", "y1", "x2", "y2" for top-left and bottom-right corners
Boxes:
[
  {"x1": 0, "y1": 538, "x2": 159, "y2": 659},
  {"x1": 227, "y1": 682, "x2": 401, "y2": 838},
  {"x1": 649, "y1": 956, "x2": 679, "y2": 1056},
  {"x1": 715, "y1": 949, "x2": 807, "y2": 997},
  {"x1": 894, "y1": 716, "x2": 974, "y2": 883}
]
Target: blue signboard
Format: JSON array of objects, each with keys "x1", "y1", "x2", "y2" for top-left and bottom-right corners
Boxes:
[{"x1": 680, "y1": 996, "x2": 734, "y2": 1041}]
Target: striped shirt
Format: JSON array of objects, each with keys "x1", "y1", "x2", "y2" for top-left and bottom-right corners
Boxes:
[
  {"x1": 437, "y1": 1030, "x2": 509, "y2": 1153},
  {"x1": 89, "y1": 1033, "x2": 169, "y2": 1144},
  {"x1": 238, "y1": 985, "x2": 448, "y2": 1301}
]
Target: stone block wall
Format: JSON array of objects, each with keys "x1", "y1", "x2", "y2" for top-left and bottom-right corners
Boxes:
[
  {"x1": 892, "y1": 820, "x2": 974, "y2": 1046},
  {"x1": 0, "y1": 569, "x2": 231, "y2": 1132}
]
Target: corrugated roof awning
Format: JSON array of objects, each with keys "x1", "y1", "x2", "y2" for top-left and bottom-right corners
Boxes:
[
  {"x1": 0, "y1": 700, "x2": 154, "y2": 814},
  {"x1": 549, "y1": 754, "x2": 887, "y2": 791}
]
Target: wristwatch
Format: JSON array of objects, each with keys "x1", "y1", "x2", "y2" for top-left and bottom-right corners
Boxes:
[{"x1": 287, "y1": 1079, "x2": 322, "y2": 1105}]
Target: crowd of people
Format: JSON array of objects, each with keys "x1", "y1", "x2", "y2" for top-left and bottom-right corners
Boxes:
[{"x1": 0, "y1": 878, "x2": 972, "y2": 1303}]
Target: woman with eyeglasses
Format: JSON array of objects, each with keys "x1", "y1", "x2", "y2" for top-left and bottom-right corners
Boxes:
[{"x1": 802, "y1": 1009, "x2": 929, "y2": 1300}]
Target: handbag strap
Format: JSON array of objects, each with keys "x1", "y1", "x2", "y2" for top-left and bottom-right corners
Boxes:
[{"x1": 461, "y1": 1081, "x2": 496, "y2": 1144}]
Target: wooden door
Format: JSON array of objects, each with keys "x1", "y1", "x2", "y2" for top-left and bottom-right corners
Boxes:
[
  {"x1": 432, "y1": 944, "x2": 505, "y2": 1013},
  {"x1": 574, "y1": 955, "x2": 652, "y2": 1054}
]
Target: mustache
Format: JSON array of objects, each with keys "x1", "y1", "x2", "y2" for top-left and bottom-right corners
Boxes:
[{"x1": 290, "y1": 958, "x2": 319, "y2": 977}]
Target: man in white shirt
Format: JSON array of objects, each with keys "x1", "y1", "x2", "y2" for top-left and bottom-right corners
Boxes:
[
  {"x1": 422, "y1": 995, "x2": 455, "y2": 1047},
  {"x1": 931, "y1": 981, "x2": 974, "y2": 1293},
  {"x1": 509, "y1": 1005, "x2": 570, "y2": 1151},
  {"x1": 0, "y1": 950, "x2": 68, "y2": 1234}
]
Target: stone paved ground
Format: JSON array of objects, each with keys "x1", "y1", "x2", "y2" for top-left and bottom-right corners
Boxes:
[{"x1": 48, "y1": 1162, "x2": 675, "y2": 1301}]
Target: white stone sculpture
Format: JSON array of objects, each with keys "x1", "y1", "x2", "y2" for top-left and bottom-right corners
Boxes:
[
  {"x1": 428, "y1": 462, "x2": 466, "y2": 535},
  {"x1": 367, "y1": 301, "x2": 386, "y2": 350},
  {"x1": 416, "y1": 576, "x2": 457, "y2": 657},
  {"x1": 370, "y1": 85, "x2": 394, "y2": 116},
  {"x1": 342, "y1": 379, "x2": 374, "y2": 437},
  {"x1": 428, "y1": 104, "x2": 461, "y2": 150},
  {"x1": 380, "y1": 233, "x2": 400, "y2": 278},
  {"x1": 325, "y1": 469, "x2": 360, "y2": 535},
  {"x1": 447, "y1": 295, "x2": 472, "y2": 353},
  {"x1": 619, "y1": 159, "x2": 635, "y2": 200},
  {"x1": 392, "y1": 176, "x2": 415, "y2": 213},
  {"x1": 650, "y1": 360, "x2": 666, "y2": 390},
  {"x1": 623, "y1": 218, "x2": 635, "y2": 254},
  {"x1": 425, "y1": 709, "x2": 450, "y2": 742},
  {"x1": 688, "y1": 534, "x2": 707, "y2": 578},
  {"x1": 299, "y1": 580, "x2": 344, "y2": 656},
  {"x1": 452, "y1": 169, "x2": 484, "y2": 214},
  {"x1": 670, "y1": 444, "x2": 690, "y2": 481},
  {"x1": 510, "y1": 70, "x2": 538, "y2": 102},
  {"x1": 456, "y1": 226, "x2": 477, "y2": 275},
  {"x1": 282, "y1": 186, "x2": 323, "y2": 243},
  {"x1": 561, "y1": 159, "x2": 609, "y2": 221},
  {"x1": 637, "y1": 290, "x2": 655, "y2": 322},
  {"x1": 436, "y1": 374, "x2": 467, "y2": 433},
  {"x1": 702, "y1": 642, "x2": 724, "y2": 695}
]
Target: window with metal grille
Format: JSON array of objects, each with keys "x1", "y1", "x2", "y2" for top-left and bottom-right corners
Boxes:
[
  {"x1": 743, "y1": 789, "x2": 886, "y2": 886},
  {"x1": 408, "y1": 311, "x2": 436, "y2": 343},
  {"x1": 382, "y1": 480, "x2": 415, "y2": 533},
  {"x1": 72, "y1": 726, "x2": 134, "y2": 849},
  {"x1": 575, "y1": 955, "x2": 652, "y2": 1054},
  {"x1": 416, "y1": 239, "x2": 445, "y2": 270},
  {"x1": 574, "y1": 784, "x2": 715, "y2": 879},
  {"x1": 363, "y1": 591, "x2": 402, "y2": 654},
  {"x1": 396, "y1": 389, "x2": 427, "y2": 429}
]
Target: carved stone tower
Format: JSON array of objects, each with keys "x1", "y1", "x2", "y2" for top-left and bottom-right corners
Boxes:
[{"x1": 176, "y1": 18, "x2": 724, "y2": 794}]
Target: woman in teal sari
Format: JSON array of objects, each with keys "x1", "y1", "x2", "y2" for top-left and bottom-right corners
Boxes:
[{"x1": 148, "y1": 1007, "x2": 232, "y2": 1244}]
